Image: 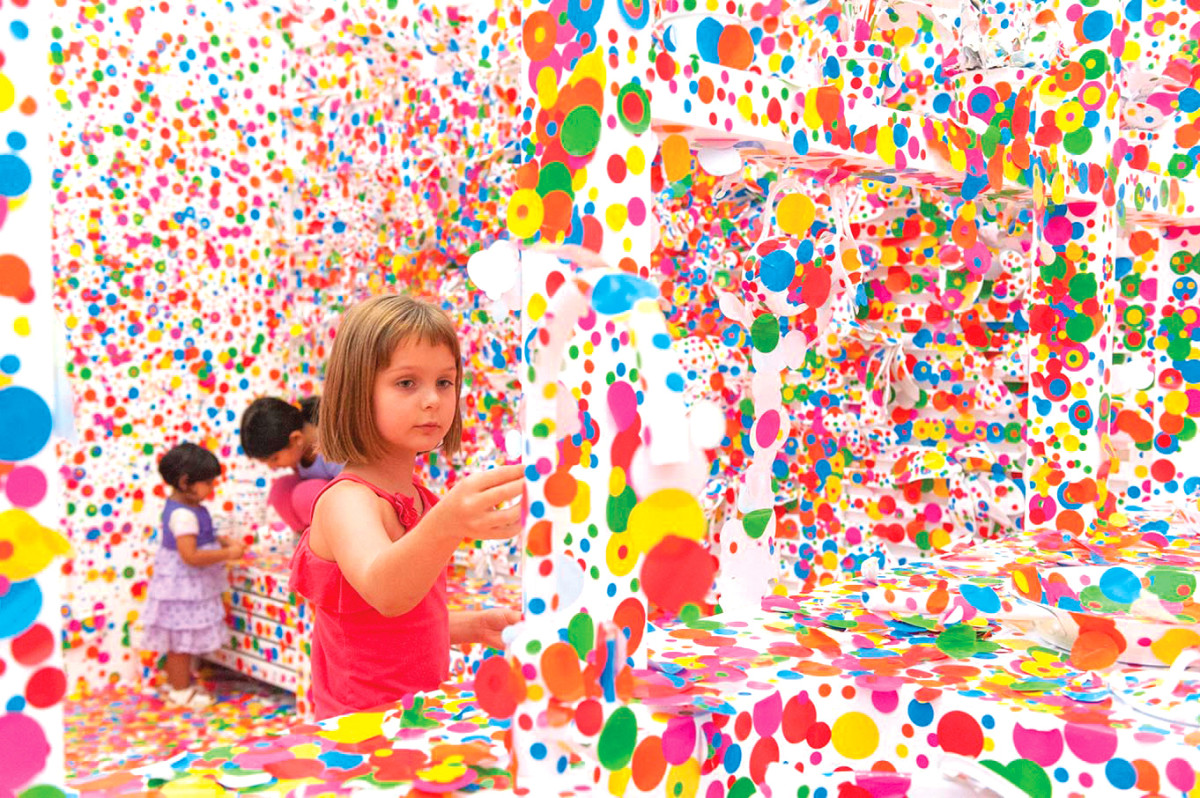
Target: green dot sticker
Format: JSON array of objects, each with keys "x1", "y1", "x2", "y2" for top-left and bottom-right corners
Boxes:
[
  {"x1": 597, "y1": 706, "x2": 637, "y2": 770},
  {"x1": 1080, "y1": 49, "x2": 1107, "y2": 79},
  {"x1": 562, "y1": 105, "x2": 602, "y2": 157},
  {"x1": 750, "y1": 314, "x2": 780, "y2": 353},
  {"x1": 1065, "y1": 314, "x2": 1095, "y2": 342},
  {"x1": 1062, "y1": 127, "x2": 1093, "y2": 156}
]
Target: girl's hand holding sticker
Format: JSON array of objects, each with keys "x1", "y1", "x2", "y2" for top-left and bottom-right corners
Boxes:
[
  {"x1": 224, "y1": 539, "x2": 249, "y2": 562},
  {"x1": 452, "y1": 607, "x2": 522, "y2": 649},
  {"x1": 438, "y1": 464, "x2": 524, "y2": 541}
]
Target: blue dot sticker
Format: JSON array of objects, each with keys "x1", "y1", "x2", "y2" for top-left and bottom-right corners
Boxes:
[{"x1": 0, "y1": 386, "x2": 53, "y2": 461}]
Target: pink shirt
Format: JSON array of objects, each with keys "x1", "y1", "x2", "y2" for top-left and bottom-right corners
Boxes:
[{"x1": 289, "y1": 474, "x2": 450, "y2": 720}]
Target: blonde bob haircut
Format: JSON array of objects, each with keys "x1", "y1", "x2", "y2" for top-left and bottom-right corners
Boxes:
[{"x1": 320, "y1": 294, "x2": 463, "y2": 465}]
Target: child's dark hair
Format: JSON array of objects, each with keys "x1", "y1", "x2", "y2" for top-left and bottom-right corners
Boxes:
[
  {"x1": 240, "y1": 396, "x2": 320, "y2": 458},
  {"x1": 159, "y1": 443, "x2": 222, "y2": 489}
]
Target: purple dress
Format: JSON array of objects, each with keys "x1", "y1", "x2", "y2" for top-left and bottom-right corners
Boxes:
[{"x1": 141, "y1": 500, "x2": 229, "y2": 655}]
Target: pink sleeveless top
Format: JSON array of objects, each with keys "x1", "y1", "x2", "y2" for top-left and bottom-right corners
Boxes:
[{"x1": 289, "y1": 474, "x2": 450, "y2": 720}]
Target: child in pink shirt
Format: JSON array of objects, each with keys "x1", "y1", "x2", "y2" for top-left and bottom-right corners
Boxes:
[
  {"x1": 289, "y1": 295, "x2": 522, "y2": 719},
  {"x1": 240, "y1": 396, "x2": 343, "y2": 532}
]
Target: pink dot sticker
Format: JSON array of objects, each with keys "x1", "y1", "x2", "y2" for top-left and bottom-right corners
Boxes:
[
  {"x1": 1042, "y1": 215, "x2": 1073, "y2": 246},
  {"x1": 755, "y1": 409, "x2": 780, "y2": 449},
  {"x1": 4, "y1": 465, "x2": 47, "y2": 508},
  {"x1": 1167, "y1": 758, "x2": 1196, "y2": 792},
  {"x1": 662, "y1": 715, "x2": 696, "y2": 765},
  {"x1": 1013, "y1": 724, "x2": 1064, "y2": 767},
  {"x1": 0, "y1": 712, "x2": 50, "y2": 789},
  {"x1": 1063, "y1": 722, "x2": 1117, "y2": 764},
  {"x1": 628, "y1": 197, "x2": 646, "y2": 226},
  {"x1": 608, "y1": 381, "x2": 639, "y2": 432},
  {"x1": 752, "y1": 691, "x2": 782, "y2": 737}
]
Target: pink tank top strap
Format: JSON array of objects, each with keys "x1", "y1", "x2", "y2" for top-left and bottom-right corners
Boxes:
[
  {"x1": 312, "y1": 473, "x2": 390, "y2": 503},
  {"x1": 309, "y1": 473, "x2": 434, "y2": 530}
]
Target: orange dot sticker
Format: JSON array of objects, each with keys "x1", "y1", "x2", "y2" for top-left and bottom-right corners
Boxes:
[
  {"x1": 631, "y1": 735, "x2": 668, "y2": 791},
  {"x1": 541, "y1": 642, "x2": 585, "y2": 702},
  {"x1": 522, "y1": 11, "x2": 558, "y2": 61},
  {"x1": 950, "y1": 214, "x2": 977, "y2": 249},
  {"x1": 613, "y1": 596, "x2": 647, "y2": 655},
  {"x1": 544, "y1": 470, "x2": 578, "y2": 507},
  {"x1": 1070, "y1": 629, "x2": 1121, "y2": 670},
  {"x1": 716, "y1": 24, "x2": 754, "y2": 70},
  {"x1": 527, "y1": 520, "x2": 553, "y2": 557},
  {"x1": 661, "y1": 135, "x2": 692, "y2": 184},
  {"x1": 0, "y1": 254, "x2": 32, "y2": 302}
]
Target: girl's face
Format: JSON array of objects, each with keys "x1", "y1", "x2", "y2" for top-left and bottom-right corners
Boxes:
[
  {"x1": 179, "y1": 478, "x2": 216, "y2": 503},
  {"x1": 372, "y1": 340, "x2": 458, "y2": 457},
  {"x1": 262, "y1": 431, "x2": 305, "y2": 470}
]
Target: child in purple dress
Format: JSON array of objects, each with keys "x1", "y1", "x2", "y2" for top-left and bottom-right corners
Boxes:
[
  {"x1": 240, "y1": 396, "x2": 344, "y2": 531},
  {"x1": 142, "y1": 443, "x2": 247, "y2": 708}
]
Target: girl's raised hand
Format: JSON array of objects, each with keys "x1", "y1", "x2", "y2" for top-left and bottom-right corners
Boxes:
[
  {"x1": 443, "y1": 464, "x2": 524, "y2": 541},
  {"x1": 472, "y1": 608, "x2": 521, "y2": 649}
]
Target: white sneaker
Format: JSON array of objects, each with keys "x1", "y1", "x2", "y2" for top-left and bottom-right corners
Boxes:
[{"x1": 165, "y1": 686, "x2": 214, "y2": 709}]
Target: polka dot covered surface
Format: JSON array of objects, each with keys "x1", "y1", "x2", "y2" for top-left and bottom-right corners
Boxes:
[
  {"x1": 14, "y1": 0, "x2": 1200, "y2": 794},
  {"x1": 64, "y1": 665, "x2": 295, "y2": 783},
  {"x1": 72, "y1": 534, "x2": 1200, "y2": 797}
]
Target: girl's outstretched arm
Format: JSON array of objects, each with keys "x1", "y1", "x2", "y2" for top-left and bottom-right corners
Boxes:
[{"x1": 312, "y1": 465, "x2": 524, "y2": 617}]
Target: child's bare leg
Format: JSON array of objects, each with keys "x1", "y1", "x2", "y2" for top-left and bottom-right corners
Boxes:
[{"x1": 166, "y1": 652, "x2": 191, "y2": 690}]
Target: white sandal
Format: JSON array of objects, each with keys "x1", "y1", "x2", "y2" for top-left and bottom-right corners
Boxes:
[{"x1": 165, "y1": 686, "x2": 214, "y2": 709}]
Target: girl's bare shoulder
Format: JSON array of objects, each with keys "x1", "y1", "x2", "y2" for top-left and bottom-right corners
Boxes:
[{"x1": 315, "y1": 479, "x2": 384, "y2": 513}]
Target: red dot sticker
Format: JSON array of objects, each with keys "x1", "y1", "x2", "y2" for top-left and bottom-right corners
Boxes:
[
  {"x1": 782, "y1": 695, "x2": 816, "y2": 744},
  {"x1": 474, "y1": 656, "x2": 518, "y2": 719},
  {"x1": 25, "y1": 666, "x2": 66, "y2": 709},
  {"x1": 613, "y1": 596, "x2": 646, "y2": 656},
  {"x1": 12, "y1": 623, "x2": 54, "y2": 667},
  {"x1": 576, "y1": 698, "x2": 604, "y2": 737},
  {"x1": 1151, "y1": 458, "x2": 1177, "y2": 482},
  {"x1": 264, "y1": 759, "x2": 325, "y2": 779},
  {"x1": 937, "y1": 711, "x2": 983, "y2": 757},
  {"x1": 750, "y1": 737, "x2": 780, "y2": 784},
  {"x1": 640, "y1": 536, "x2": 715, "y2": 614},
  {"x1": 806, "y1": 720, "x2": 831, "y2": 749}
]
